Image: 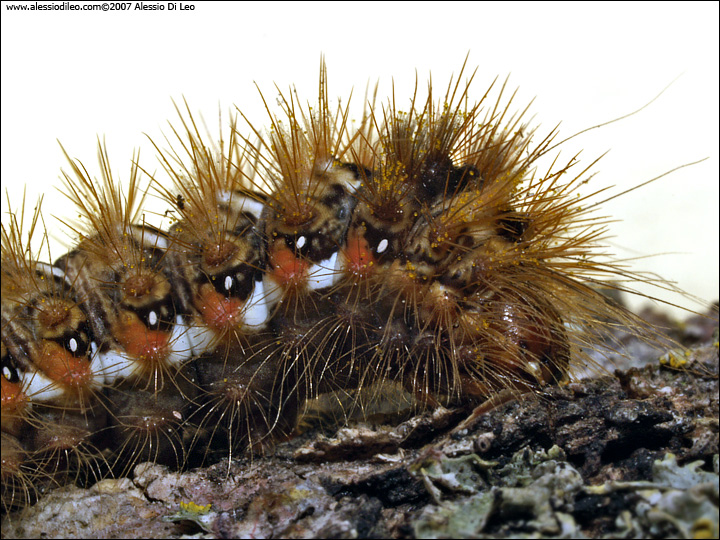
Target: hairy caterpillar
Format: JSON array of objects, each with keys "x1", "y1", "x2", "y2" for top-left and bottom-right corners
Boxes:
[{"x1": 0, "y1": 60, "x2": 713, "y2": 516}]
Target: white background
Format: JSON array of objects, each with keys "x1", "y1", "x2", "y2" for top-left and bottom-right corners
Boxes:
[{"x1": 2, "y1": 1, "x2": 718, "y2": 318}]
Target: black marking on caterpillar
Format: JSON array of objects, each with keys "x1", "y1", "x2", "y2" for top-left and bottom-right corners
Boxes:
[{"x1": 1, "y1": 60, "x2": 709, "y2": 514}]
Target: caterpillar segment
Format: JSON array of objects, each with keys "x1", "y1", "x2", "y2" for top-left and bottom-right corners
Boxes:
[
  {"x1": 54, "y1": 143, "x2": 197, "y2": 473},
  {"x1": 1, "y1": 305, "x2": 108, "y2": 476},
  {"x1": 242, "y1": 61, "x2": 363, "y2": 318},
  {"x1": 152, "y1": 101, "x2": 271, "y2": 354},
  {"x1": 1, "y1": 201, "x2": 107, "y2": 511},
  {"x1": 149, "y1": 104, "x2": 287, "y2": 464},
  {"x1": 338, "y1": 70, "x2": 577, "y2": 410},
  {"x1": 154, "y1": 77, "x2": 368, "y2": 445},
  {"x1": 224, "y1": 62, "x2": 380, "y2": 432},
  {"x1": 1, "y1": 200, "x2": 106, "y2": 409},
  {"x1": 326, "y1": 67, "x2": 491, "y2": 409}
]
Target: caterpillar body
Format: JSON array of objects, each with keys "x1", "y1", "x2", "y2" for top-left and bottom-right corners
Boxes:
[{"x1": 0, "y1": 61, "x2": 707, "y2": 514}]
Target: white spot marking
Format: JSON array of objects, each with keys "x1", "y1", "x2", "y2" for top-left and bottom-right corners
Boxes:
[
  {"x1": 296, "y1": 236, "x2": 306, "y2": 249},
  {"x1": 242, "y1": 280, "x2": 270, "y2": 331},
  {"x1": 100, "y1": 349, "x2": 138, "y2": 384},
  {"x1": 262, "y1": 274, "x2": 284, "y2": 309},
  {"x1": 36, "y1": 262, "x2": 66, "y2": 281},
  {"x1": 307, "y1": 251, "x2": 340, "y2": 290},
  {"x1": 221, "y1": 191, "x2": 266, "y2": 221},
  {"x1": 89, "y1": 349, "x2": 108, "y2": 387},
  {"x1": 178, "y1": 314, "x2": 216, "y2": 357},
  {"x1": 377, "y1": 238, "x2": 389, "y2": 254},
  {"x1": 130, "y1": 225, "x2": 169, "y2": 250},
  {"x1": 22, "y1": 369, "x2": 65, "y2": 403},
  {"x1": 165, "y1": 317, "x2": 194, "y2": 365},
  {"x1": 68, "y1": 337, "x2": 78, "y2": 353},
  {"x1": 234, "y1": 195, "x2": 265, "y2": 221}
]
